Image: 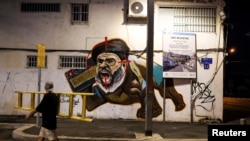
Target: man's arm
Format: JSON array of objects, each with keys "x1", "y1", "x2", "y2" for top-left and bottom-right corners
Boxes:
[{"x1": 25, "y1": 110, "x2": 37, "y2": 120}]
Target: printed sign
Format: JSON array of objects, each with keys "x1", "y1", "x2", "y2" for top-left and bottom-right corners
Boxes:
[
  {"x1": 37, "y1": 44, "x2": 45, "y2": 68},
  {"x1": 201, "y1": 58, "x2": 213, "y2": 70},
  {"x1": 162, "y1": 32, "x2": 197, "y2": 78}
]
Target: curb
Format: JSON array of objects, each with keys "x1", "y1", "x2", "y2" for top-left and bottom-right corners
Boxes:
[
  {"x1": 12, "y1": 124, "x2": 208, "y2": 141},
  {"x1": 12, "y1": 124, "x2": 37, "y2": 141},
  {"x1": 12, "y1": 124, "x2": 162, "y2": 141}
]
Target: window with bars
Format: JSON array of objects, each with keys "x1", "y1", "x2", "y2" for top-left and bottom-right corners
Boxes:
[
  {"x1": 21, "y1": 3, "x2": 60, "y2": 12},
  {"x1": 71, "y1": 3, "x2": 89, "y2": 24},
  {"x1": 173, "y1": 7, "x2": 216, "y2": 32},
  {"x1": 163, "y1": 0, "x2": 215, "y2": 2},
  {"x1": 59, "y1": 56, "x2": 87, "y2": 69},
  {"x1": 27, "y1": 55, "x2": 47, "y2": 68}
]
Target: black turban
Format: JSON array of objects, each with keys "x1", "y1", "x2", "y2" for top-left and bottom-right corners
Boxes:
[{"x1": 91, "y1": 38, "x2": 130, "y2": 63}]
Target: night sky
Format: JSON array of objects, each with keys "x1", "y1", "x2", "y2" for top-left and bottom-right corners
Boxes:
[{"x1": 224, "y1": 0, "x2": 250, "y2": 77}]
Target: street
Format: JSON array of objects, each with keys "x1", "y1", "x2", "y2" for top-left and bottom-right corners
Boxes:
[
  {"x1": 223, "y1": 97, "x2": 250, "y2": 122},
  {"x1": 0, "y1": 97, "x2": 250, "y2": 140},
  {"x1": 0, "y1": 124, "x2": 16, "y2": 141}
]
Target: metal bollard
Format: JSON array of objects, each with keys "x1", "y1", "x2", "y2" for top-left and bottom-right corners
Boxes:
[{"x1": 240, "y1": 118, "x2": 246, "y2": 125}]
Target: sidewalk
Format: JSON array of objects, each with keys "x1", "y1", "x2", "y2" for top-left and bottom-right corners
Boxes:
[
  {"x1": 1, "y1": 97, "x2": 248, "y2": 141},
  {"x1": 5, "y1": 116, "x2": 249, "y2": 141}
]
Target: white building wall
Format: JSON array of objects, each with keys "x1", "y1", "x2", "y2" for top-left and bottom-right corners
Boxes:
[{"x1": 0, "y1": 0, "x2": 225, "y2": 122}]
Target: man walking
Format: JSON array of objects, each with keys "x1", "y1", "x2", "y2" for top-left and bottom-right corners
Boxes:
[{"x1": 26, "y1": 81, "x2": 59, "y2": 141}]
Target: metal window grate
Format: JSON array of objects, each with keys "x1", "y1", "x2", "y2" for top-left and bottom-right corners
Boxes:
[
  {"x1": 27, "y1": 55, "x2": 47, "y2": 68},
  {"x1": 173, "y1": 7, "x2": 216, "y2": 32},
  {"x1": 59, "y1": 56, "x2": 87, "y2": 69},
  {"x1": 21, "y1": 3, "x2": 60, "y2": 12},
  {"x1": 71, "y1": 3, "x2": 89, "y2": 24}
]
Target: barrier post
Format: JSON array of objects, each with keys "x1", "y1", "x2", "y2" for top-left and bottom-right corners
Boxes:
[
  {"x1": 17, "y1": 92, "x2": 23, "y2": 108},
  {"x1": 30, "y1": 93, "x2": 35, "y2": 110},
  {"x1": 82, "y1": 95, "x2": 87, "y2": 118},
  {"x1": 69, "y1": 94, "x2": 74, "y2": 117}
]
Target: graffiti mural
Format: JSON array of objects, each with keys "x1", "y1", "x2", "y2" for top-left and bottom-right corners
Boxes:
[
  {"x1": 60, "y1": 95, "x2": 80, "y2": 107},
  {"x1": 65, "y1": 38, "x2": 186, "y2": 119},
  {"x1": 191, "y1": 81, "x2": 216, "y2": 113}
]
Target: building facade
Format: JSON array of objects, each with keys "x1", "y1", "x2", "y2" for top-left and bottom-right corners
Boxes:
[{"x1": 0, "y1": 0, "x2": 225, "y2": 122}]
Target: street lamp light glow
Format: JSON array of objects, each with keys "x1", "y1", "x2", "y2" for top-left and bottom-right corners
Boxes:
[{"x1": 229, "y1": 48, "x2": 235, "y2": 54}]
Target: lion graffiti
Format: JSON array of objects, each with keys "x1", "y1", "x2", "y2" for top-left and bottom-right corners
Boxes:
[{"x1": 65, "y1": 38, "x2": 186, "y2": 118}]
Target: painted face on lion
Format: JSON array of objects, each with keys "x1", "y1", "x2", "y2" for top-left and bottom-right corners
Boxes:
[
  {"x1": 95, "y1": 52, "x2": 127, "y2": 93},
  {"x1": 65, "y1": 38, "x2": 186, "y2": 119}
]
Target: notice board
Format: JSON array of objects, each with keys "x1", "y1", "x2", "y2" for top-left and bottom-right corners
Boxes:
[{"x1": 162, "y1": 32, "x2": 197, "y2": 78}]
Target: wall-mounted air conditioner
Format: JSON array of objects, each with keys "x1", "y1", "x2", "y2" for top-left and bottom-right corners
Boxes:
[{"x1": 128, "y1": 0, "x2": 147, "y2": 18}]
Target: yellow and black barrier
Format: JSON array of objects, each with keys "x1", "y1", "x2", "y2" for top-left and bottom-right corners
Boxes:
[{"x1": 14, "y1": 91, "x2": 94, "y2": 122}]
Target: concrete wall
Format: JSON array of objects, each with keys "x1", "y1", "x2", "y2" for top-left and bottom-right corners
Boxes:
[{"x1": 0, "y1": 0, "x2": 225, "y2": 122}]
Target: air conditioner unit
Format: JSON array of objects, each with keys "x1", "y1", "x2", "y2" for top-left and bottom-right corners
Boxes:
[{"x1": 128, "y1": 0, "x2": 147, "y2": 18}]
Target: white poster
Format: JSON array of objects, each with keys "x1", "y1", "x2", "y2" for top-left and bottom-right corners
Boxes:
[{"x1": 162, "y1": 32, "x2": 197, "y2": 78}]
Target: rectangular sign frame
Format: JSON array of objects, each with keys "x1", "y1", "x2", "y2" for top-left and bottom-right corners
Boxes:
[{"x1": 162, "y1": 32, "x2": 197, "y2": 78}]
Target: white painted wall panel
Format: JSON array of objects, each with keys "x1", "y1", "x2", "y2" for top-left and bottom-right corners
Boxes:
[{"x1": 0, "y1": 0, "x2": 224, "y2": 122}]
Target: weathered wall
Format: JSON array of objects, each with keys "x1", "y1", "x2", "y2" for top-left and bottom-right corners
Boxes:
[{"x1": 0, "y1": 0, "x2": 225, "y2": 122}]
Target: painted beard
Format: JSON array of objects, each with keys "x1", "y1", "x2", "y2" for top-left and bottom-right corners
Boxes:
[{"x1": 96, "y1": 66, "x2": 126, "y2": 93}]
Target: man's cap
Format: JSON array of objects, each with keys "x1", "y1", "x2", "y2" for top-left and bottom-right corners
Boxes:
[
  {"x1": 91, "y1": 38, "x2": 130, "y2": 62},
  {"x1": 44, "y1": 81, "x2": 53, "y2": 91}
]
